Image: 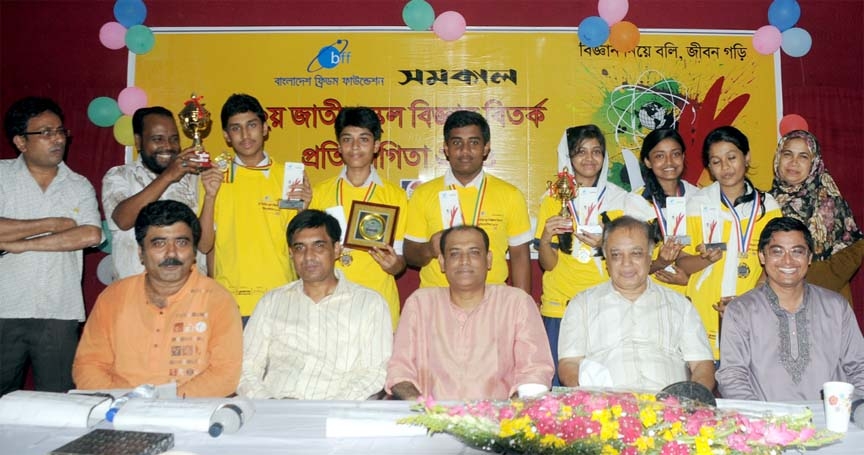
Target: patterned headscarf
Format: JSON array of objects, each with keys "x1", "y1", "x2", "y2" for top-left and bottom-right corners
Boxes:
[{"x1": 769, "y1": 130, "x2": 862, "y2": 260}]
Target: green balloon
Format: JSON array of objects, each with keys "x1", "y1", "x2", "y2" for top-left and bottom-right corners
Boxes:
[
  {"x1": 403, "y1": 0, "x2": 435, "y2": 31},
  {"x1": 125, "y1": 25, "x2": 155, "y2": 54},
  {"x1": 87, "y1": 97, "x2": 122, "y2": 127}
]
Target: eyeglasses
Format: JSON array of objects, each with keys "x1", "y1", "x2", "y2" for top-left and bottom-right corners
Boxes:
[
  {"x1": 21, "y1": 128, "x2": 71, "y2": 139},
  {"x1": 764, "y1": 246, "x2": 810, "y2": 260}
]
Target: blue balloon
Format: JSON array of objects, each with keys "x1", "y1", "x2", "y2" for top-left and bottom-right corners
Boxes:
[
  {"x1": 578, "y1": 16, "x2": 611, "y2": 48},
  {"x1": 781, "y1": 27, "x2": 812, "y2": 57},
  {"x1": 768, "y1": 0, "x2": 801, "y2": 32},
  {"x1": 114, "y1": 0, "x2": 147, "y2": 28}
]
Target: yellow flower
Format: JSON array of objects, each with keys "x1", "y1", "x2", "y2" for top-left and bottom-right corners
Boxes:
[
  {"x1": 695, "y1": 435, "x2": 712, "y2": 455},
  {"x1": 540, "y1": 434, "x2": 566, "y2": 448},
  {"x1": 600, "y1": 420, "x2": 620, "y2": 441},
  {"x1": 592, "y1": 408, "x2": 612, "y2": 423},
  {"x1": 635, "y1": 435, "x2": 655, "y2": 451},
  {"x1": 512, "y1": 401, "x2": 524, "y2": 412},
  {"x1": 662, "y1": 422, "x2": 684, "y2": 441},
  {"x1": 699, "y1": 426, "x2": 715, "y2": 440},
  {"x1": 611, "y1": 404, "x2": 623, "y2": 418},
  {"x1": 639, "y1": 406, "x2": 658, "y2": 427},
  {"x1": 499, "y1": 416, "x2": 531, "y2": 438},
  {"x1": 559, "y1": 405, "x2": 573, "y2": 420},
  {"x1": 601, "y1": 444, "x2": 620, "y2": 455},
  {"x1": 637, "y1": 393, "x2": 656, "y2": 402}
]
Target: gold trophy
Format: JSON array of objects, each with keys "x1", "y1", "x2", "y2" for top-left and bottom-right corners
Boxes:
[
  {"x1": 547, "y1": 167, "x2": 584, "y2": 258},
  {"x1": 546, "y1": 167, "x2": 578, "y2": 217},
  {"x1": 179, "y1": 94, "x2": 230, "y2": 172}
]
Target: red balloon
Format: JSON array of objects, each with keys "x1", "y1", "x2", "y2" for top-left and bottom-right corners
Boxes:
[{"x1": 779, "y1": 114, "x2": 809, "y2": 136}]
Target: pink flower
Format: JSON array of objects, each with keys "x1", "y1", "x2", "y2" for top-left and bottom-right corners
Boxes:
[
  {"x1": 764, "y1": 423, "x2": 797, "y2": 446},
  {"x1": 498, "y1": 407, "x2": 515, "y2": 420},
  {"x1": 618, "y1": 416, "x2": 642, "y2": 443},
  {"x1": 534, "y1": 415, "x2": 561, "y2": 436},
  {"x1": 663, "y1": 406, "x2": 683, "y2": 423},
  {"x1": 726, "y1": 433, "x2": 752, "y2": 453},
  {"x1": 796, "y1": 427, "x2": 815, "y2": 442},
  {"x1": 560, "y1": 416, "x2": 599, "y2": 441},
  {"x1": 420, "y1": 395, "x2": 436, "y2": 409},
  {"x1": 584, "y1": 395, "x2": 610, "y2": 412},
  {"x1": 744, "y1": 419, "x2": 767, "y2": 441},
  {"x1": 661, "y1": 441, "x2": 691, "y2": 455},
  {"x1": 561, "y1": 390, "x2": 592, "y2": 407},
  {"x1": 621, "y1": 447, "x2": 638, "y2": 455},
  {"x1": 447, "y1": 405, "x2": 466, "y2": 417}
]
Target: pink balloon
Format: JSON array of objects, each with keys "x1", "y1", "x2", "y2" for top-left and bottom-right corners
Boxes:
[
  {"x1": 99, "y1": 21, "x2": 127, "y2": 50},
  {"x1": 598, "y1": 0, "x2": 629, "y2": 25},
  {"x1": 432, "y1": 11, "x2": 466, "y2": 42},
  {"x1": 779, "y1": 114, "x2": 809, "y2": 136},
  {"x1": 752, "y1": 25, "x2": 782, "y2": 55},
  {"x1": 117, "y1": 87, "x2": 148, "y2": 116}
]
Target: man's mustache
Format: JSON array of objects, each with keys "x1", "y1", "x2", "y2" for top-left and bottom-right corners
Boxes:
[{"x1": 159, "y1": 257, "x2": 183, "y2": 267}]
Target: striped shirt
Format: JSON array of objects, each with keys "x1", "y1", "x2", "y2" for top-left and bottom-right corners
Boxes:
[{"x1": 238, "y1": 271, "x2": 392, "y2": 400}]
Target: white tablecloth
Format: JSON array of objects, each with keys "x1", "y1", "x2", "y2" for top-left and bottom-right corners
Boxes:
[{"x1": 1, "y1": 400, "x2": 860, "y2": 454}]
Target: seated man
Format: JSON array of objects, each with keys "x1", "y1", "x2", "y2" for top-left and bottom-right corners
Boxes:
[
  {"x1": 387, "y1": 225, "x2": 553, "y2": 401},
  {"x1": 558, "y1": 216, "x2": 715, "y2": 392},
  {"x1": 718, "y1": 217, "x2": 864, "y2": 401},
  {"x1": 238, "y1": 209, "x2": 392, "y2": 400},
  {"x1": 73, "y1": 200, "x2": 242, "y2": 397}
]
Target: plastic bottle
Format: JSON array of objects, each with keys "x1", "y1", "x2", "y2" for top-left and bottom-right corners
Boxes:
[{"x1": 105, "y1": 384, "x2": 157, "y2": 422}]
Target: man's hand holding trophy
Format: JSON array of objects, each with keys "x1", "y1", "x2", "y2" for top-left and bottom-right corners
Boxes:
[{"x1": 179, "y1": 93, "x2": 231, "y2": 174}]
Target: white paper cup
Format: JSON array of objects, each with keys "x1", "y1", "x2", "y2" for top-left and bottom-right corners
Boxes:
[
  {"x1": 823, "y1": 381, "x2": 854, "y2": 432},
  {"x1": 517, "y1": 383, "x2": 548, "y2": 398}
]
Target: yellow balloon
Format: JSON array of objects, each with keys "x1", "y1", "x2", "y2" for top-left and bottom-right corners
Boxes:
[{"x1": 113, "y1": 115, "x2": 134, "y2": 146}]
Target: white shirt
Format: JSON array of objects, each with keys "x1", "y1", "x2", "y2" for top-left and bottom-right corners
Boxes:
[
  {"x1": 0, "y1": 156, "x2": 101, "y2": 320},
  {"x1": 238, "y1": 271, "x2": 392, "y2": 400},
  {"x1": 558, "y1": 280, "x2": 713, "y2": 391},
  {"x1": 101, "y1": 158, "x2": 206, "y2": 279}
]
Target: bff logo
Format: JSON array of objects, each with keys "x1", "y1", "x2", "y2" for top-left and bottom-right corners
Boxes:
[{"x1": 306, "y1": 39, "x2": 351, "y2": 72}]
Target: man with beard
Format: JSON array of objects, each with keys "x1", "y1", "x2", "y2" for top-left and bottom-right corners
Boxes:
[
  {"x1": 1, "y1": 97, "x2": 102, "y2": 394},
  {"x1": 73, "y1": 200, "x2": 242, "y2": 397},
  {"x1": 102, "y1": 106, "x2": 223, "y2": 279}
]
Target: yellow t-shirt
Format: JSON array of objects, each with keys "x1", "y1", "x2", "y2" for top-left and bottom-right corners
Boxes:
[
  {"x1": 208, "y1": 159, "x2": 298, "y2": 316},
  {"x1": 535, "y1": 183, "x2": 655, "y2": 318},
  {"x1": 683, "y1": 182, "x2": 781, "y2": 358},
  {"x1": 310, "y1": 172, "x2": 408, "y2": 330},
  {"x1": 633, "y1": 183, "x2": 698, "y2": 296},
  {"x1": 404, "y1": 171, "x2": 532, "y2": 288}
]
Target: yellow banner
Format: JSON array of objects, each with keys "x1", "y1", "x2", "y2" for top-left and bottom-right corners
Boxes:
[{"x1": 134, "y1": 28, "x2": 780, "y2": 219}]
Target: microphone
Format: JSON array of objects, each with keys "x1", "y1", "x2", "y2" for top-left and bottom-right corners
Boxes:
[{"x1": 851, "y1": 399, "x2": 864, "y2": 429}]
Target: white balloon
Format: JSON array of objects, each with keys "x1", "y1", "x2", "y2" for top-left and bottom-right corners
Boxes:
[{"x1": 97, "y1": 254, "x2": 118, "y2": 285}]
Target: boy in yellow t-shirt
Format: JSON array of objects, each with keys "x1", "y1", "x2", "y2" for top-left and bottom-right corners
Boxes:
[
  {"x1": 199, "y1": 93, "x2": 311, "y2": 323},
  {"x1": 309, "y1": 107, "x2": 407, "y2": 329}
]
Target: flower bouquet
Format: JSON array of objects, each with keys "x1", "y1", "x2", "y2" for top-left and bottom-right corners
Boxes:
[{"x1": 398, "y1": 390, "x2": 843, "y2": 454}]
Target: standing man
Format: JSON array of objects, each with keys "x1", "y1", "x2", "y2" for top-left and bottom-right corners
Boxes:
[
  {"x1": 387, "y1": 225, "x2": 553, "y2": 401},
  {"x1": 309, "y1": 107, "x2": 407, "y2": 329},
  {"x1": 201, "y1": 93, "x2": 311, "y2": 321},
  {"x1": 102, "y1": 106, "x2": 222, "y2": 279},
  {"x1": 73, "y1": 201, "x2": 242, "y2": 397},
  {"x1": 557, "y1": 216, "x2": 715, "y2": 392},
  {"x1": 0, "y1": 97, "x2": 102, "y2": 394},
  {"x1": 718, "y1": 217, "x2": 864, "y2": 401},
  {"x1": 239, "y1": 210, "x2": 392, "y2": 400},
  {"x1": 403, "y1": 110, "x2": 532, "y2": 293}
]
